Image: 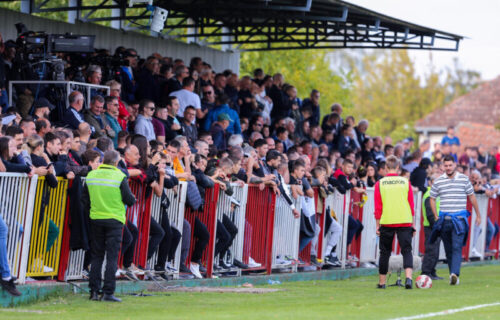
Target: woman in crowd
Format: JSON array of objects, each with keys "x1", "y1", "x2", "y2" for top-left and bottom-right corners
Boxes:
[
  {"x1": 0, "y1": 136, "x2": 32, "y2": 174},
  {"x1": 366, "y1": 162, "x2": 378, "y2": 187}
]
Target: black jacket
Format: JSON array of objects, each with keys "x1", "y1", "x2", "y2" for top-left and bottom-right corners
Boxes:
[
  {"x1": 410, "y1": 166, "x2": 428, "y2": 193},
  {"x1": 1, "y1": 157, "x2": 31, "y2": 174}
]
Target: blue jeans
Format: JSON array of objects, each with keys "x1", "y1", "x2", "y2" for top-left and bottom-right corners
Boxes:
[
  {"x1": 441, "y1": 219, "x2": 466, "y2": 276},
  {"x1": 485, "y1": 218, "x2": 495, "y2": 249},
  {"x1": 0, "y1": 215, "x2": 12, "y2": 279}
]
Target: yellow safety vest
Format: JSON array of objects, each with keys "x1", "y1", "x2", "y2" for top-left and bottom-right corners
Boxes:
[
  {"x1": 86, "y1": 164, "x2": 127, "y2": 224},
  {"x1": 422, "y1": 188, "x2": 440, "y2": 227},
  {"x1": 379, "y1": 175, "x2": 413, "y2": 225}
]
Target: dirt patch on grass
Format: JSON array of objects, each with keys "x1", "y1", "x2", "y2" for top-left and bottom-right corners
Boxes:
[{"x1": 148, "y1": 286, "x2": 280, "y2": 294}]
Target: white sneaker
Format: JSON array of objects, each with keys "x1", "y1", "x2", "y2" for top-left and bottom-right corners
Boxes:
[
  {"x1": 248, "y1": 257, "x2": 261, "y2": 268},
  {"x1": 450, "y1": 273, "x2": 459, "y2": 285},
  {"x1": 43, "y1": 265, "x2": 54, "y2": 273},
  {"x1": 32, "y1": 258, "x2": 54, "y2": 273},
  {"x1": 115, "y1": 268, "x2": 124, "y2": 277},
  {"x1": 190, "y1": 263, "x2": 203, "y2": 279},
  {"x1": 275, "y1": 255, "x2": 292, "y2": 266},
  {"x1": 471, "y1": 248, "x2": 483, "y2": 258},
  {"x1": 129, "y1": 263, "x2": 145, "y2": 275}
]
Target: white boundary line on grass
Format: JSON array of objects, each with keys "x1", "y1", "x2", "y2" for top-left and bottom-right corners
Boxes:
[{"x1": 388, "y1": 302, "x2": 500, "y2": 320}]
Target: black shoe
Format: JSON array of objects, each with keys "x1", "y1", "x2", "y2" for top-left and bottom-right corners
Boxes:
[
  {"x1": 376, "y1": 284, "x2": 386, "y2": 289},
  {"x1": 405, "y1": 278, "x2": 413, "y2": 289},
  {"x1": 213, "y1": 264, "x2": 224, "y2": 272},
  {"x1": 102, "y1": 294, "x2": 122, "y2": 302},
  {"x1": 89, "y1": 291, "x2": 100, "y2": 301},
  {"x1": 233, "y1": 259, "x2": 249, "y2": 269},
  {"x1": 179, "y1": 263, "x2": 190, "y2": 273},
  {"x1": 310, "y1": 255, "x2": 322, "y2": 267},
  {"x1": 156, "y1": 272, "x2": 170, "y2": 281},
  {"x1": 0, "y1": 278, "x2": 21, "y2": 297},
  {"x1": 430, "y1": 273, "x2": 444, "y2": 280},
  {"x1": 219, "y1": 260, "x2": 232, "y2": 270}
]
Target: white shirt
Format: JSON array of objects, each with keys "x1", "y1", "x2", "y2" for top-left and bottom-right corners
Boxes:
[{"x1": 171, "y1": 89, "x2": 201, "y2": 117}]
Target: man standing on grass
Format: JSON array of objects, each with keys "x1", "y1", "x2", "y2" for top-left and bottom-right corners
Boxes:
[
  {"x1": 429, "y1": 155, "x2": 481, "y2": 285},
  {"x1": 82, "y1": 150, "x2": 136, "y2": 302},
  {"x1": 375, "y1": 155, "x2": 415, "y2": 289}
]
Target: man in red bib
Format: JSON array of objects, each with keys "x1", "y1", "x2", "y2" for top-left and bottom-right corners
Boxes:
[{"x1": 374, "y1": 155, "x2": 415, "y2": 289}]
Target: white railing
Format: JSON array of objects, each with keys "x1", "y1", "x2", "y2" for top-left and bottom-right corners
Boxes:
[
  {"x1": 271, "y1": 192, "x2": 301, "y2": 271},
  {"x1": 0, "y1": 173, "x2": 38, "y2": 284}
]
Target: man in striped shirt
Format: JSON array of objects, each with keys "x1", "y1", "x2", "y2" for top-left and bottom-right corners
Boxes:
[{"x1": 429, "y1": 155, "x2": 481, "y2": 285}]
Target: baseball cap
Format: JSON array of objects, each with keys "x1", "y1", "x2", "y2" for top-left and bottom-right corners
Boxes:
[
  {"x1": 218, "y1": 113, "x2": 233, "y2": 122},
  {"x1": 34, "y1": 98, "x2": 55, "y2": 111}
]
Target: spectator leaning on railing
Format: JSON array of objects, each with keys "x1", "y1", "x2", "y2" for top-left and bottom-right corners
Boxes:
[{"x1": 2, "y1": 37, "x2": 500, "y2": 288}]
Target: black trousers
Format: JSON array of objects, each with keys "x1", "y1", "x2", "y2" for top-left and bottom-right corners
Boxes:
[
  {"x1": 155, "y1": 212, "x2": 181, "y2": 270},
  {"x1": 89, "y1": 219, "x2": 123, "y2": 295},
  {"x1": 215, "y1": 215, "x2": 238, "y2": 259},
  {"x1": 122, "y1": 221, "x2": 138, "y2": 268},
  {"x1": 191, "y1": 217, "x2": 210, "y2": 262},
  {"x1": 378, "y1": 226, "x2": 413, "y2": 275},
  {"x1": 422, "y1": 226, "x2": 441, "y2": 275},
  {"x1": 147, "y1": 217, "x2": 165, "y2": 260}
]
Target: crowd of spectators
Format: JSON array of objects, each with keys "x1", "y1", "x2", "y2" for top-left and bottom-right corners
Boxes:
[{"x1": 1, "y1": 33, "x2": 499, "y2": 284}]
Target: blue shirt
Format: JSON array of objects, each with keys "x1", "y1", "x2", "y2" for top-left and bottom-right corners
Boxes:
[
  {"x1": 204, "y1": 104, "x2": 241, "y2": 135},
  {"x1": 134, "y1": 114, "x2": 156, "y2": 141},
  {"x1": 441, "y1": 135, "x2": 460, "y2": 146},
  {"x1": 105, "y1": 112, "x2": 122, "y2": 148}
]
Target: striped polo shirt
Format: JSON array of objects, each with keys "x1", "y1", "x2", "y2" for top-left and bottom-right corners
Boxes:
[{"x1": 430, "y1": 172, "x2": 473, "y2": 213}]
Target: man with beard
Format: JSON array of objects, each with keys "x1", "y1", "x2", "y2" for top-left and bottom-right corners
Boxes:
[
  {"x1": 32, "y1": 98, "x2": 55, "y2": 121},
  {"x1": 429, "y1": 155, "x2": 481, "y2": 286}
]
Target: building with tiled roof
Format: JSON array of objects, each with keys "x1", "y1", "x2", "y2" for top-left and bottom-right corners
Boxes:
[{"x1": 415, "y1": 76, "x2": 500, "y2": 149}]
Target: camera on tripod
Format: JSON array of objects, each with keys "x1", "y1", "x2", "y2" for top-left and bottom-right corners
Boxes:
[{"x1": 14, "y1": 23, "x2": 95, "y2": 81}]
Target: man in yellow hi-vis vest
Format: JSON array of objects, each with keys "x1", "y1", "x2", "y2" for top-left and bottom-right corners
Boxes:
[
  {"x1": 82, "y1": 150, "x2": 136, "y2": 302},
  {"x1": 374, "y1": 155, "x2": 415, "y2": 289}
]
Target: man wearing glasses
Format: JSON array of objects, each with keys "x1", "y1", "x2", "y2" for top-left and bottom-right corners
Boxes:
[
  {"x1": 200, "y1": 84, "x2": 216, "y2": 129},
  {"x1": 104, "y1": 96, "x2": 122, "y2": 148},
  {"x1": 134, "y1": 99, "x2": 156, "y2": 141}
]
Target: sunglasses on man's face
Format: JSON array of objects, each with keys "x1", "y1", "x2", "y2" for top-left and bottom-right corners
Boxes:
[{"x1": 203, "y1": 91, "x2": 213, "y2": 94}]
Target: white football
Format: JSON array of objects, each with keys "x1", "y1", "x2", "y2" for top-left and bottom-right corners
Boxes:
[{"x1": 416, "y1": 275, "x2": 432, "y2": 289}]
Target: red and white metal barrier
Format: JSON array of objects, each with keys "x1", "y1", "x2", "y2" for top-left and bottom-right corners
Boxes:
[
  {"x1": 242, "y1": 185, "x2": 276, "y2": 274},
  {"x1": 271, "y1": 192, "x2": 301, "y2": 271},
  {"x1": 359, "y1": 188, "x2": 378, "y2": 264},
  {"x1": 58, "y1": 179, "x2": 86, "y2": 282},
  {"x1": 148, "y1": 182, "x2": 187, "y2": 279},
  {"x1": 468, "y1": 194, "x2": 489, "y2": 260},
  {"x1": 214, "y1": 184, "x2": 248, "y2": 274},
  {"x1": 298, "y1": 188, "x2": 326, "y2": 267},
  {"x1": 119, "y1": 180, "x2": 153, "y2": 269},
  {"x1": 0, "y1": 173, "x2": 38, "y2": 284},
  {"x1": 183, "y1": 185, "x2": 220, "y2": 278},
  {"x1": 488, "y1": 197, "x2": 500, "y2": 259},
  {"x1": 326, "y1": 190, "x2": 350, "y2": 269},
  {"x1": 412, "y1": 190, "x2": 423, "y2": 257}
]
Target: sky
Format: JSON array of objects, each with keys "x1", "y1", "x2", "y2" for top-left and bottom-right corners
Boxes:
[{"x1": 350, "y1": 0, "x2": 500, "y2": 81}]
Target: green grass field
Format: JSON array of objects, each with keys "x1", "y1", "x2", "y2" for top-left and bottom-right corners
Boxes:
[{"x1": 2, "y1": 265, "x2": 500, "y2": 320}]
